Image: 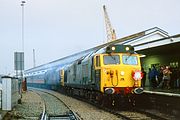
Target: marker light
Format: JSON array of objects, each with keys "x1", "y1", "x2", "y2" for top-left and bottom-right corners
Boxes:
[
  {"x1": 120, "y1": 71, "x2": 125, "y2": 76},
  {"x1": 125, "y1": 47, "x2": 129, "y2": 51},
  {"x1": 132, "y1": 70, "x2": 143, "y2": 80},
  {"x1": 111, "y1": 46, "x2": 116, "y2": 51}
]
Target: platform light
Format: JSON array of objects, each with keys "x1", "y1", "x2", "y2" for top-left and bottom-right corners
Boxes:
[{"x1": 139, "y1": 54, "x2": 146, "y2": 58}]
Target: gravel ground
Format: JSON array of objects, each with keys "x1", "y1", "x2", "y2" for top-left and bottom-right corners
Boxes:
[
  {"x1": 35, "y1": 90, "x2": 70, "y2": 116},
  {"x1": 3, "y1": 91, "x2": 43, "y2": 120},
  {"x1": 44, "y1": 90, "x2": 121, "y2": 120},
  {"x1": 3, "y1": 88, "x2": 174, "y2": 120},
  {"x1": 3, "y1": 89, "x2": 121, "y2": 120}
]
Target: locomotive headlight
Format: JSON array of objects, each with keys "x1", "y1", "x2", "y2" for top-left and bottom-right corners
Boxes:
[
  {"x1": 125, "y1": 47, "x2": 129, "y2": 51},
  {"x1": 120, "y1": 71, "x2": 125, "y2": 76},
  {"x1": 111, "y1": 46, "x2": 116, "y2": 51}
]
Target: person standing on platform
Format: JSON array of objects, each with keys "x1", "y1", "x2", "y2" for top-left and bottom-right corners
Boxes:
[
  {"x1": 157, "y1": 66, "x2": 165, "y2": 88},
  {"x1": 148, "y1": 67, "x2": 157, "y2": 88},
  {"x1": 171, "y1": 67, "x2": 177, "y2": 89},
  {"x1": 173, "y1": 67, "x2": 180, "y2": 88},
  {"x1": 163, "y1": 66, "x2": 172, "y2": 89},
  {"x1": 151, "y1": 66, "x2": 159, "y2": 88},
  {"x1": 148, "y1": 68, "x2": 152, "y2": 88},
  {"x1": 141, "y1": 68, "x2": 146, "y2": 88},
  {"x1": 177, "y1": 68, "x2": 180, "y2": 89}
]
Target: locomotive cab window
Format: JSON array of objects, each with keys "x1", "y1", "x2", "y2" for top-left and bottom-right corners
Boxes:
[
  {"x1": 103, "y1": 55, "x2": 120, "y2": 65},
  {"x1": 122, "y1": 55, "x2": 138, "y2": 65}
]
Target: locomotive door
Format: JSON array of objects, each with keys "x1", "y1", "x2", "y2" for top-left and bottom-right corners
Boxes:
[{"x1": 93, "y1": 55, "x2": 101, "y2": 90}]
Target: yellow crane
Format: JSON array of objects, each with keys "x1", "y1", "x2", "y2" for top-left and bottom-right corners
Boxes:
[{"x1": 103, "y1": 5, "x2": 117, "y2": 42}]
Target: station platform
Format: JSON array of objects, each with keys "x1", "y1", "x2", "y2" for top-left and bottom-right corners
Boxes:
[{"x1": 143, "y1": 87, "x2": 180, "y2": 97}]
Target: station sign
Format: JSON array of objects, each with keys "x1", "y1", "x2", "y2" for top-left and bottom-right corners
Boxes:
[{"x1": 14, "y1": 52, "x2": 24, "y2": 70}]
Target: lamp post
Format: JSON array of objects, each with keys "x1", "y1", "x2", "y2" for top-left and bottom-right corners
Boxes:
[
  {"x1": 18, "y1": 1, "x2": 26, "y2": 98},
  {"x1": 21, "y1": 1, "x2": 25, "y2": 52}
]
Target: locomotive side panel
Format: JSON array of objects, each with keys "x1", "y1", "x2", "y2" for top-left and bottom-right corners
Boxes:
[{"x1": 75, "y1": 63, "x2": 82, "y2": 85}]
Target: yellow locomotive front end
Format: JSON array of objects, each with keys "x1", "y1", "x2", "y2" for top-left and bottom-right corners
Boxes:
[{"x1": 94, "y1": 45, "x2": 143, "y2": 95}]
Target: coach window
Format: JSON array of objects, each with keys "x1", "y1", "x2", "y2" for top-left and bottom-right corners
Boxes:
[{"x1": 96, "y1": 56, "x2": 100, "y2": 67}]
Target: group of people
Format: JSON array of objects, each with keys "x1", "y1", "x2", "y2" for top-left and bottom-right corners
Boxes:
[{"x1": 141, "y1": 65, "x2": 180, "y2": 89}]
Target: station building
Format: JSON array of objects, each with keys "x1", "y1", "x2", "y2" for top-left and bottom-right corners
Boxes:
[{"x1": 117, "y1": 27, "x2": 180, "y2": 86}]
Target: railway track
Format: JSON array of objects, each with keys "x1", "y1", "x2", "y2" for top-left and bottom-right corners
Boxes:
[
  {"x1": 65, "y1": 92, "x2": 173, "y2": 120},
  {"x1": 105, "y1": 108, "x2": 170, "y2": 120},
  {"x1": 94, "y1": 102, "x2": 170, "y2": 120},
  {"x1": 31, "y1": 89, "x2": 80, "y2": 120},
  {"x1": 30, "y1": 88, "x2": 175, "y2": 120}
]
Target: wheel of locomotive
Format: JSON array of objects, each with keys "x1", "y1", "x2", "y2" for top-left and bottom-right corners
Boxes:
[
  {"x1": 123, "y1": 95, "x2": 135, "y2": 109},
  {"x1": 112, "y1": 95, "x2": 127, "y2": 109},
  {"x1": 128, "y1": 95, "x2": 136, "y2": 108},
  {"x1": 99, "y1": 94, "x2": 113, "y2": 108}
]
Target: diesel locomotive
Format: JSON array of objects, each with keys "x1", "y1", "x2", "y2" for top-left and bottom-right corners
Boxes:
[{"x1": 25, "y1": 44, "x2": 143, "y2": 105}]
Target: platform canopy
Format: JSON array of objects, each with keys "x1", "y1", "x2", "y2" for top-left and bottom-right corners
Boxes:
[{"x1": 25, "y1": 27, "x2": 180, "y2": 73}]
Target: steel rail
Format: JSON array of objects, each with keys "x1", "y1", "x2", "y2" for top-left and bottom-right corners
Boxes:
[
  {"x1": 40, "y1": 98, "x2": 46, "y2": 120},
  {"x1": 63, "y1": 90, "x2": 169, "y2": 120},
  {"x1": 30, "y1": 88, "x2": 81, "y2": 120},
  {"x1": 29, "y1": 90, "x2": 47, "y2": 120}
]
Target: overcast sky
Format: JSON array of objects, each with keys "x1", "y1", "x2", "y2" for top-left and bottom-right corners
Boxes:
[{"x1": 0, "y1": 0, "x2": 180, "y2": 74}]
